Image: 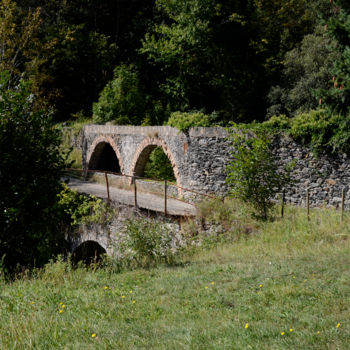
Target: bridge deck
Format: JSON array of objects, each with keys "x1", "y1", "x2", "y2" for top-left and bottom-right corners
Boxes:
[{"x1": 67, "y1": 177, "x2": 197, "y2": 217}]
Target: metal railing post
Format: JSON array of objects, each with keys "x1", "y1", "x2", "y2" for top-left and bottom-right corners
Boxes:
[
  {"x1": 341, "y1": 188, "x2": 345, "y2": 223},
  {"x1": 105, "y1": 171, "x2": 110, "y2": 203},
  {"x1": 164, "y1": 179, "x2": 167, "y2": 216},
  {"x1": 306, "y1": 189, "x2": 310, "y2": 221},
  {"x1": 133, "y1": 176, "x2": 137, "y2": 208}
]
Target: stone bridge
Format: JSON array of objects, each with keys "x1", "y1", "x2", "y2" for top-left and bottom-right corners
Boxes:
[
  {"x1": 71, "y1": 125, "x2": 231, "y2": 262},
  {"x1": 82, "y1": 125, "x2": 231, "y2": 195},
  {"x1": 75, "y1": 124, "x2": 350, "y2": 262}
]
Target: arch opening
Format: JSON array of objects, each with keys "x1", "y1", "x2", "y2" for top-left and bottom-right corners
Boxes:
[
  {"x1": 72, "y1": 240, "x2": 106, "y2": 265},
  {"x1": 88, "y1": 142, "x2": 120, "y2": 173},
  {"x1": 136, "y1": 146, "x2": 176, "y2": 182}
]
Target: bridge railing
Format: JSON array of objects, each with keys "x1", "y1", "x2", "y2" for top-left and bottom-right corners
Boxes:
[{"x1": 63, "y1": 168, "x2": 222, "y2": 216}]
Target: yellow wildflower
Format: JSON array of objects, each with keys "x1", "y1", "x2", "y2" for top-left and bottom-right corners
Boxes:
[
  {"x1": 245, "y1": 323, "x2": 249, "y2": 329},
  {"x1": 91, "y1": 333, "x2": 96, "y2": 338},
  {"x1": 59, "y1": 310, "x2": 63, "y2": 314},
  {"x1": 336, "y1": 323, "x2": 341, "y2": 328},
  {"x1": 121, "y1": 295, "x2": 125, "y2": 298},
  {"x1": 317, "y1": 331, "x2": 321, "y2": 335},
  {"x1": 289, "y1": 328, "x2": 293, "y2": 332},
  {"x1": 132, "y1": 300, "x2": 136, "y2": 304},
  {"x1": 281, "y1": 332, "x2": 285, "y2": 335},
  {"x1": 205, "y1": 286, "x2": 209, "y2": 289},
  {"x1": 210, "y1": 282, "x2": 215, "y2": 285},
  {"x1": 259, "y1": 284, "x2": 263, "y2": 288},
  {"x1": 61, "y1": 304, "x2": 65, "y2": 308}
]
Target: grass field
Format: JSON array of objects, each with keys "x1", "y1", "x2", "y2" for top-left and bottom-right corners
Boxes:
[{"x1": 0, "y1": 205, "x2": 349, "y2": 349}]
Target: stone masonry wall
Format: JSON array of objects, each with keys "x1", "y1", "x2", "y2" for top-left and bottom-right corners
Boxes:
[
  {"x1": 273, "y1": 134, "x2": 350, "y2": 208},
  {"x1": 80, "y1": 125, "x2": 350, "y2": 209}
]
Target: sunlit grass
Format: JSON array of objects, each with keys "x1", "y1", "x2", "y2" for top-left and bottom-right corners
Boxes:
[{"x1": 0, "y1": 204, "x2": 349, "y2": 349}]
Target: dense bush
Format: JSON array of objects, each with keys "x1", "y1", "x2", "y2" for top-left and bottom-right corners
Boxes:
[
  {"x1": 116, "y1": 218, "x2": 176, "y2": 269},
  {"x1": 263, "y1": 110, "x2": 350, "y2": 155},
  {"x1": 58, "y1": 184, "x2": 114, "y2": 226}
]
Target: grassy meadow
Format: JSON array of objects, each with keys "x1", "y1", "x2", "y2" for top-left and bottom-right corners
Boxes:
[{"x1": 0, "y1": 204, "x2": 349, "y2": 349}]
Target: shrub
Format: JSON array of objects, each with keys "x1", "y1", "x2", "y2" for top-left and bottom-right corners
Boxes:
[
  {"x1": 261, "y1": 115, "x2": 291, "y2": 130},
  {"x1": 58, "y1": 184, "x2": 114, "y2": 226},
  {"x1": 289, "y1": 109, "x2": 350, "y2": 155},
  {"x1": 117, "y1": 218, "x2": 176, "y2": 268},
  {"x1": 166, "y1": 111, "x2": 213, "y2": 133},
  {"x1": 226, "y1": 125, "x2": 290, "y2": 220},
  {"x1": 262, "y1": 110, "x2": 350, "y2": 155}
]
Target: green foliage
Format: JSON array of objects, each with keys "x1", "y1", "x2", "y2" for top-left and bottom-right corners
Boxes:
[
  {"x1": 262, "y1": 110, "x2": 350, "y2": 155},
  {"x1": 252, "y1": 0, "x2": 330, "y2": 71},
  {"x1": 141, "y1": 0, "x2": 265, "y2": 122},
  {"x1": 117, "y1": 218, "x2": 176, "y2": 269},
  {"x1": 0, "y1": 0, "x2": 52, "y2": 96},
  {"x1": 58, "y1": 184, "x2": 113, "y2": 226},
  {"x1": 319, "y1": 2, "x2": 350, "y2": 115},
  {"x1": 226, "y1": 125, "x2": 290, "y2": 220},
  {"x1": 0, "y1": 72, "x2": 66, "y2": 269},
  {"x1": 166, "y1": 111, "x2": 212, "y2": 133},
  {"x1": 289, "y1": 110, "x2": 350, "y2": 155},
  {"x1": 267, "y1": 26, "x2": 339, "y2": 117},
  {"x1": 143, "y1": 147, "x2": 175, "y2": 182},
  {"x1": 92, "y1": 65, "x2": 145, "y2": 124},
  {"x1": 57, "y1": 117, "x2": 90, "y2": 169},
  {"x1": 261, "y1": 115, "x2": 291, "y2": 130}
]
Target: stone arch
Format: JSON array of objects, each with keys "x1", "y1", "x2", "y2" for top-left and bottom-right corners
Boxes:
[
  {"x1": 86, "y1": 135, "x2": 124, "y2": 174},
  {"x1": 130, "y1": 137, "x2": 182, "y2": 189},
  {"x1": 71, "y1": 240, "x2": 107, "y2": 265}
]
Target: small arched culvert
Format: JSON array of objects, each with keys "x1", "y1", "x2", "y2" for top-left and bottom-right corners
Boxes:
[{"x1": 71, "y1": 240, "x2": 107, "y2": 265}]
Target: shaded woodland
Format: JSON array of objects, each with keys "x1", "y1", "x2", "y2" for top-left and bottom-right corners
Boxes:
[{"x1": 1, "y1": 0, "x2": 348, "y2": 124}]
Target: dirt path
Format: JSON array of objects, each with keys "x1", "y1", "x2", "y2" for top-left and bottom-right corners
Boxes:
[{"x1": 67, "y1": 177, "x2": 197, "y2": 217}]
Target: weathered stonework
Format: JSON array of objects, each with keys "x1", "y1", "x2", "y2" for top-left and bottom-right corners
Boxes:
[
  {"x1": 82, "y1": 125, "x2": 231, "y2": 196},
  {"x1": 81, "y1": 124, "x2": 350, "y2": 209},
  {"x1": 272, "y1": 134, "x2": 350, "y2": 208},
  {"x1": 68, "y1": 202, "x2": 183, "y2": 257}
]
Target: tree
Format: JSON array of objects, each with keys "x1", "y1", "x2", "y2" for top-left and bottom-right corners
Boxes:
[
  {"x1": 319, "y1": 0, "x2": 350, "y2": 115},
  {"x1": 17, "y1": 0, "x2": 155, "y2": 121},
  {"x1": 0, "y1": 72, "x2": 67, "y2": 269},
  {"x1": 0, "y1": 0, "x2": 54, "y2": 107},
  {"x1": 267, "y1": 26, "x2": 339, "y2": 117},
  {"x1": 92, "y1": 65, "x2": 145, "y2": 125},
  {"x1": 226, "y1": 125, "x2": 290, "y2": 220},
  {"x1": 140, "y1": 0, "x2": 265, "y2": 122}
]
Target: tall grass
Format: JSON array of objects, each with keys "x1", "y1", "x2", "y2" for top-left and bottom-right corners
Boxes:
[{"x1": 0, "y1": 203, "x2": 349, "y2": 349}]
